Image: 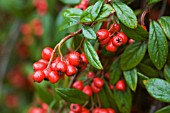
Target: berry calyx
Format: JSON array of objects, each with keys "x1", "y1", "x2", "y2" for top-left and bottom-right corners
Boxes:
[
  {"x1": 117, "y1": 32, "x2": 128, "y2": 44},
  {"x1": 106, "y1": 40, "x2": 117, "y2": 52},
  {"x1": 72, "y1": 80, "x2": 84, "y2": 90},
  {"x1": 96, "y1": 29, "x2": 110, "y2": 41},
  {"x1": 66, "y1": 64, "x2": 77, "y2": 76},
  {"x1": 67, "y1": 52, "x2": 80, "y2": 67},
  {"x1": 41, "y1": 47, "x2": 53, "y2": 61},
  {"x1": 112, "y1": 35, "x2": 123, "y2": 47},
  {"x1": 70, "y1": 104, "x2": 82, "y2": 113},
  {"x1": 82, "y1": 85, "x2": 93, "y2": 97},
  {"x1": 32, "y1": 71, "x2": 45, "y2": 83},
  {"x1": 48, "y1": 71, "x2": 59, "y2": 84},
  {"x1": 116, "y1": 80, "x2": 126, "y2": 91},
  {"x1": 93, "y1": 78, "x2": 104, "y2": 88}
]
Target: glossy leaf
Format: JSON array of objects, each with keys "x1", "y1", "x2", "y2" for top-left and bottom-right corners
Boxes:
[
  {"x1": 144, "y1": 78, "x2": 170, "y2": 103},
  {"x1": 62, "y1": 8, "x2": 83, "y2": 18},
  {"x1": 60, "y1": 0, "x2": 81, "y2": 5},
  {"x1": 164, "y1": 64, "x2": 170, "y2": 83},
  {"x1": 120, "y1": 0, "x2": 135, "y2": 4},
  {"x1": 155, "y1": 105, "x2": 170, "y2": 113},
  {"x1": 98, "y1": 88, "x2": 111, "y2": 108},
  {"x1": 95, "y1": 4, "x2": 115, "y2": 21},
  {"x1": 120, "y1": 22, "x2": 148, "y2": 41},
  {"x1": 148, "y1": 20, "x2": 168, "y2": 70},
  {"x1": 82, "y1": 26, "x2": 96, "y2": 39},
  {"x1": 84, "y1": 40, "x2": 103, "y2": 69},
  {"x1": 146, "y1": 0, "x2": 162, "y2": 5},
  {"x1": 56, "y1": 88, "x2": 89, "y2": 104},
  {"x1": 110, "y1": 57, "x2": 122, "y2": 84},
  {"x1": 114, "y1": 87, "x2": 132, "y2": 113},
  {"x1": 137, "y1": 72, "x2": 149, "y2": 87},
  {"x1": 123, "y1": 68, "x2": 137, "y2": 91},
  {"x1": 112, "y1": 1, "x2": 137, "y2": 28},
  {"x1": 80, "y1": 6, "x2": 93, "y2": 23},
  {"x1": 158, "y1": 16, "x2": 170, "y2": 39},
  {"x1": 59, "y1": 18, "x2": 78, "y2": 31},
  {"x1": 121, "y1": 42, "x2": 147, "y2": 70}
]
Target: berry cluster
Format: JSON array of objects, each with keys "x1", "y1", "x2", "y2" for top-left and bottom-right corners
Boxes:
[
  {"x1": 32, "y1": 47, "x2": 88, "y2": 84},
  {"x1": 33, "y1": 0, "x2": 48, "y2": 16},
  {"x1": 75, "y1": 0, "x2": 89, "y2": 10},
  {"x1": 69, "y1": 103, "x2": 90, "y2": 113},
  {"x1": 96, "y1": 23, "x2": 128, "y2": 52}
]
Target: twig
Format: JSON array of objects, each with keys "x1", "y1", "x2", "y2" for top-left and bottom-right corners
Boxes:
[
  {"x1": 96, "y1": 94, "x2": 101, "y2": 108},
  {"x1": 141, "y1": 6, "x2": 150, "y2": 26},
  {"x1": 158, "y1": 0, "x2": 167, "y2": 18}
]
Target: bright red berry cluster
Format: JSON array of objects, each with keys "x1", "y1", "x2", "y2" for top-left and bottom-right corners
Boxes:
[
  {"x1": 32, "y1": 47, "x2": 88, "y2": 84},
  {"x1": 96, "y1": 23, "x2": 128, "y2": 52},
  {"x1": 75, "y1": 0, "x2": 89, "y2": 10},
  {"x1": 33, "y1": 0, "x2": 48, "y2": 16},
  {"x1": 69, "y1": 103, "x2": 90, "y2": 113},
  {"x1": 93, "y1": 107, "x2": 115, "y2": 113}
]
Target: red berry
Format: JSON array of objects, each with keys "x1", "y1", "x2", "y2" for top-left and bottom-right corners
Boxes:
[
  {"x1": 86, "y1": 71, "x2": 95, "y2": 79},
  {"x1": 81, "y1": 107, "x2": 90, "y2": 113},
  {"x1": 113, "y1": 23, "x2": 121, "y2": 32},
  {"x1": 72, "y1": 80, "x2": 84, "y2": 90},
  {"x1": 100, "y1": 36, "x2": 111, "y2": 45},
  {"x1": 109, "y1": 84, "x2": 114, "y2": 90},
  {"x1": 93, "y1": 78, "x2": 104, "y2": 88},
  {"x1": 93, "y1": 108, "x2": 100, "y2": 113},
  {"x1": 21, "y1": 24, "x2": 31, "y2": 35},
  {"x1": 117, "y1": 32, "x2": 128, "y2": 44},
  {"x1": 81, "y1": 0, "x2": 89, "y2": 6},
  {"x1": 66, "y1": 64, "x2": 77, "y2": 76},
  {"x1": 109, "y1": 24, "x2": 115, "y2": 33},
  {"x1": 82, "y1": 85, "x2": 93, "y2": 97},
  {"x1": 107, "y1": 108, "x2": 115, "y2": 113},
  {"x1": 75, "y1": 4, "x2": 87, "y2": 10},
  {"x1": 69, "y1": 111, "x2": 76, "y2": 113},
  {"x1": 67, "y1": 52, "x2": 80, "y2": 67},
  {"x1": 112, "y1": 35, "x2": 123, "y2": 47},
  {"x1": 80, "y1": 53, "x2": 88, "y2": 64},
  {"x1": 43, "y1": 68, "x2": 52, "y2": 79},
  {"x1": 91, "y1": 82, "x2": 101, "y2": 93},
  {"x1": 106, "y1": 40, "x2": 117, "y2": 52},
  {"x1": 116, "y1": 80, "x2": 126, "y2": 91},
  {"x1": 38, "y1": 59, "x2": 48, "y2": 65},
  {"x1": 104, "y1": 73, "x2": 110, "y2": 81},
  {"x1": 48, "y1": 71, "x2": 59, "y2": 83},
  {"x1": 33, "y1": 62, "x2": 47, "y2": 71},
  {"x1": 32, "y1": 71, "x2": 45, "y2": 82},
  {"x1": 56, "y1": 61, "x2": 67, "y2": 73},
  {"x1": 70, "y1": 104, "x2": 82, "y2": 113},
  {"x1": 99, "y1": 108, "x2": 108, "y2": 113},
  {"x1": 128, "y1": 39, "x2": 135, "y2": 44},
  {"x1": 41, "y1": 47, "x2": 53, "y2": 61},
  {"x1": 96, "y1": 29, "x2": 110, "y2": 41}
]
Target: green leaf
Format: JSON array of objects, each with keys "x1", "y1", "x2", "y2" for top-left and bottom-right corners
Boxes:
[
  {"x1": 158, "y1": 16, "x2": 170, "y2": 40},
  {"x1": 123, "y1": 68, "x2": 137, "y2": 91},
  {"x1": 98, "y1": 88, "x2": 111, "y2": 108},
  {"x1": 114, "y1": 87, "x2": 132, "y2": 113},
  {"x1": 59, "y1": 18, "x2": 78, "y2": 31},
  {"x1": 62, "y1": 8, "x2": 83, "y2": 18},
  {"x1": 120, "y1": 22, "x2": 148, "y2": 41},
  {"x1": 120, "y1": 0, "x2": 135, "y2": 4},
  {"x1": 121, "y1": 42, "x2": 147, "y2": 70},
  {"x1": 137, "y1": 72, "x2": 149, "y2": 87},
  {"x1": 155, "y1": 105, "x2": 170, "y2": 113},
  {"x1": 146, "y1": 0, "x2": 162, "y2": 5},
  {"x1": 164, "y1": 64, "x2": 170, "y2": 83},
  {"x1": 95, "y1": 4, "x2": 115, "y2": 21},
  {"x1": 144, "y1": 78, "x2": 170, "y2": 103},
  {"x1": 84, "y1": 40, "x2": 103, "y2": 69},
  {"x1": 91, "y1": 0, "x2": 104, "y2": 21},
  {"x1": 80, "y1": 6, "x2": 93, "y2": 23},
  {"x1": 56, "y1": 88, "x2": 89, "y2": 104},
  {"x1": 112, "y1": 1, "x2": 137, "y2": 28},
  {"x1": 82, "y1": 26, "x2": 96, "y2": 39},
  {"x1": 148, "y1": 20, "x2": 168, "y2": 70},
  {"x1": 110, "y1": 57, "x2": 122, "y2": 84},
  {"x1": 60, "y1": 0, "x2": 81, "y2": 5}
]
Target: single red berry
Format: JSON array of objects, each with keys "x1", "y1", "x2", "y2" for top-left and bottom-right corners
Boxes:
[
  {"x1": 81, "y1": 107, "x2": 90, "y2": 113},
  {"x1": 91, "y1": 82, "x2": 101, "y2": 93},
  {"x1": 107, "y1": 108, "x2": 115, "y2": 113},
  {"x1": 93, "y1": 108, "x2": 100, "y2": 113},
  {"x1": 93, "y1": 78, "x2": 104, "y2": 88},
  {"x1": 72, "y1": 80, "x2": 84, "y2": 90},
  {"x1": 106, "y1": 40, "x2": 117, "y2": 52},
  {"x1": 128, "y1": 39, "x2": 135, "y2": 44},
  {"x1": 48, "y1": 71, "x2": 60, "y2": 84},
  {"x1": 70, "y1": 104, "x2": 82, "y2": 113},
  {"x1": 56, "y1": 61, "x2": 67, "y2": 73},
  {"x1": 80, "y1": 53, "x2": 88, "y2": 64},
  {"x1": 33, "y1": 62, "x2": 47, "y2": 71},
  {"x1": 32, "y1": 71, "x2": 45, "y2": 83},
  {"x1": 41, "y1": 102, "x2": 48, "y2": 110},
  {"x1": 112, "y1": 35, "x2": 123, "y2": 47},
  {"x1": 117, "y1": 32, "x2": 128, "y2": 44},
  {"x1": 104, "y1": 73, "x2": 110, "y2": 81},
  {"x1": 100, "y1": 36, "x2": 111, "y2": 45},
  {"x1": 52, "y1": 57, "x2": 61, "y2": 63},
  {"x1": 41, "y1": 47, "x2": 53, "y2": 61},
  {"x1": 82, "y1": 85, "x2": 93, "y2": 97},
  {"x1": 81, "y1": 0, "x2": 89, "y2": 6},
  {"x1": 96, "y1": 29, "x2": 110, "y2": 41},
  {"x1": 66, "y1": 64, "x2": 77, "y2": 76},
  {"x1": 69, "y1": 110, "x2": 76, "y2": 113},
  {"x1": 109, "y1": 84, "x2": 114, "y2": 90},
  {"x1": 43, "y1": 68, "x2": 52, "y2": 79},
  {"x1": 116, "y1": 80, "x2": 126, "y2": 91},
  {"x1": 75, "y1": 4, "x2": 87, "y2": 10},
  {"x1": 113, "y1": 23, "x2": 121, "y2": 32},
  {"x1": 67, "y1": 52, "x2": 80, "y2": 67},
  {"x1": 99, "y1": 108, "x2": 108, "y2": 113},
  {"x1": 38, "y1": 59, "x2": 48, "y2": 65},
  {"x1": 21, "y1": 24, "x2": 31, "y2": 35},
  {"x1": 86, "y1": 71, "x2": 95, "y2": 79}
]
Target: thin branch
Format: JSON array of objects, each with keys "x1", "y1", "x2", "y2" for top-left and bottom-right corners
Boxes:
[
  {"x1": 141, "y1": 6, "x2": 150, "y2": 26},
  {"x1": 158, "y1": 0, "x2": 167, "y2": 18}
]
